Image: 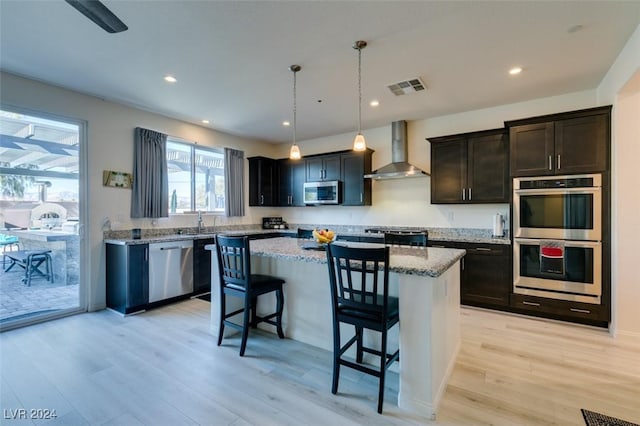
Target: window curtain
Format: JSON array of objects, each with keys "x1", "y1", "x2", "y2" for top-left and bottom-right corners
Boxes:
[
  {"x1": 131, "y1": 127, "x2": 168, "y2": 218},
  {"x1": 224, "y1": 147, "x2": 245, "y2": 217}
]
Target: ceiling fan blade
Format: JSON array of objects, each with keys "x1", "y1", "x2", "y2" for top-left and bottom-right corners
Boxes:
[{"x1": 65, "y1": 0, "x2": 128, "y2": 33}]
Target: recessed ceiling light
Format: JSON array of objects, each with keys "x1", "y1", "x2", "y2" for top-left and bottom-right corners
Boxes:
[
  {"x1": 370, "y1": 100, "x2": 380, "y2": 107},
  {"x1": 282, "y1": 121, "x2": 290, "y2": 127},
  {"x1": 509, "y1": 67, "x2": 522, "y2": 75},
  {"x1": 164, "y1": 75, "x2": 177, "y2": 83},
  {"x1": 202, "y1": 120, "x2": 210, "y2": 124}
]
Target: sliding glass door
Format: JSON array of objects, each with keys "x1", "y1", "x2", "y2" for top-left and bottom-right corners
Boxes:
[{"x1": 0, "y1": 107, "x2": 85, "y2": 329}]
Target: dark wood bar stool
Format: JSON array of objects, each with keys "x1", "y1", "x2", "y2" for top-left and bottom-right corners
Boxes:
[
  {"x1": 215, "y1": 235, "x2": 286, "y2": 356},
  {"x1": 325, "y1": 243, "x2": 400, "y2": 414},
  {"x1": 383, "y1": 231, "x2": 428, "y2": 247}
]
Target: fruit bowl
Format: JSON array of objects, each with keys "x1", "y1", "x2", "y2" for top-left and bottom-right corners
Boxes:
[{"x1": 312, "y1": 228, "x2": 336, "y2": 245}]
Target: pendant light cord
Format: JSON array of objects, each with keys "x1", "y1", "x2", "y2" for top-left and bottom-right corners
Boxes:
[
  {"x1": 293, "y1": 67, "x2": 297, "y2": 145},
  {"x1": 357, "y1": 46, "x2": 362, "y2": 135}
]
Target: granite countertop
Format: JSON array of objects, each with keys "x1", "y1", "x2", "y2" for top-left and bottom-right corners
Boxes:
[
  {"x1": 207, "y1": 237, "x2": 466, "y2": 278},
  {"x1": 104, "y1": 226, "x2": 510, "y2": 246}
]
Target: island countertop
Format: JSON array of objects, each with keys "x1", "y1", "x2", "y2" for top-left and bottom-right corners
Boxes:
[{"x1": 207, "y1": 237, "x2": 465, "y2": 278}]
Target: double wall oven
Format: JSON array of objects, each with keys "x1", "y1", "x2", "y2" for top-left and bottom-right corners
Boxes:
[{"x1": 513, "y1": 174, "x2": 602, "y2": 304}]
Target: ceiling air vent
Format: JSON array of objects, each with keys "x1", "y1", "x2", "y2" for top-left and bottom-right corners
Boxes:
[{"x1": 387, "y1": 77, "x2": 426, "y2": 96}]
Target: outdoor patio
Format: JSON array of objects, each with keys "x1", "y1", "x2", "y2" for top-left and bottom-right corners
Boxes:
[{"x1": 0, "y1": 256, "x2": 78, "y2": 323}]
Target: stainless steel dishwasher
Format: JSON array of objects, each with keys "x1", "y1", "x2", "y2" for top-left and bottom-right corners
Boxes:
[{"x1": 148, "y1": 240, "x2": 193, "y2": 303}]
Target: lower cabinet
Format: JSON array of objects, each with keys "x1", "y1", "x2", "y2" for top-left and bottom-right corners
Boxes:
[
  {"x1": 106, "y1": 243, "x2": 149, "y2": 315},
  {"x1": 430, "y1": 241, "x2": 511, "y2": 309},
  {"x1": 193, "y1": 237, "x2": 215, "y2": 295},
  {"x1": 510, "y1": 293, "x2": 608, "y2": 326}
]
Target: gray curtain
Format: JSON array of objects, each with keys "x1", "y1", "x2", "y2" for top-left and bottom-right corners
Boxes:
[
  {"x1": 131, "y1": 127, "x2": 168, "y2": 218},
  {"x1": 224, "y1": 147, "x2": 245, "y2": 217}
]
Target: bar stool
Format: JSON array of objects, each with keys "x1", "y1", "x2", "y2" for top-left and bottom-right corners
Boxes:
[
  {"x1": 383, "y1": 231, "x2": 428, "y2": 247},
  {"x1": 325, "y1": 243, "x2": 400, "y2": 414},
  {"x1": 215, "y1": 235, "x2": 286, "y2": 356}
]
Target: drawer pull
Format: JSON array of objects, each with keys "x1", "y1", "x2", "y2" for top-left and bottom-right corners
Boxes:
[
  {"x1": 475, "y1": 247, "x2": 492, "y2": 252},
  {"x1": 570, "y1": 308, "x2": 591, "y2": 314},
  {"x1": 522, "y1": 301, "x2": 540, "y2": 307},
  {"x1": 431, "y1": 245, "x2": 446, "y2": 248}
]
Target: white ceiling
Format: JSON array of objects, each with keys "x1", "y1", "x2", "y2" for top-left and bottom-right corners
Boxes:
[{"x1": 1, "y1": 1, "x2": 639, "y2": 144}]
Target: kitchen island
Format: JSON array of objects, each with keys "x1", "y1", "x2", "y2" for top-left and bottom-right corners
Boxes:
[{"x1": 207, "y1": 237, "x2": 465, "y2": 420}]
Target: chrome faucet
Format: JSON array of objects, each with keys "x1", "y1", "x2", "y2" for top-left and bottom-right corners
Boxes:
[{"x1": 197, "y1": 210, "x2": 204, "y2": 233}]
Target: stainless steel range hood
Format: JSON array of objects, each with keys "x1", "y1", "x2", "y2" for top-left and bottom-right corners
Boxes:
[{"x1": 364, "y1": 120, "x2": 429, "y2": 179}]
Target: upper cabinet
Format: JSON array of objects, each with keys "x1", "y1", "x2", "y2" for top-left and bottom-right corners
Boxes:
[
  {"x1": 340, "y1": 150, "x2": 373, "y2": 206},
  {"x1": 278, "y1": 158, "x2": 306, "y2": 207},
  {"x1": 507, "y1": 106, "x2": 611, "y2": 177},
  {"x1": 429, "y1": 128, "x2": 509, "y2": 204},
  {"x1": 306, "y1": 153, "x2": 340, "y2": 182},
  {"x1": 248, "y1": 156, "x2": 278, "y2": 206}
]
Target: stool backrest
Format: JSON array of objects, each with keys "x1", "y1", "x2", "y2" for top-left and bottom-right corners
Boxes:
[
  {"x1": 215, "y1": 235, "x2": 251, "y2": 290},
  {"x1": 326, "y1": 244, "x2": 390, "y2": 315},
  {"x1": 297, "y1": 228, "x2": 314, "y2": 239},
  {"x1": 383, "y1": 231, "x2": 428, "y2": 247}
]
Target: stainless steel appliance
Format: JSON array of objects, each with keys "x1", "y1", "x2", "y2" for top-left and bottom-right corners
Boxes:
[
  {"x1": 148, "y1": 240, "x2": 193, "y2": 303},
  {"x1": 513, "y1": 174, "x2": 601, "y2": 241},
  {"x1": 513, "y1": 174, "x2": 603, "y2": 304},
  {"x1": 303, "y1": 181, "x2": 340, "y2": 205},
  {"x1": 514, "y1": 238, "x2": 601, "y2": 303}
]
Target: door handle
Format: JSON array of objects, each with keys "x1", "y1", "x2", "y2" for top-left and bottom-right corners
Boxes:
[
  {"x1": 462, "y1": 188, "x2": 466, "y2": 201},
  {"x1": 557, "y1": 154, "x2": 561, "y2": 170},
  {"x1": 468, "y1": 188, "x2": 472, "y2": 201},
  {"x1": 523, "y1": 301, "x2": 540, "y2": 307},
  {"x1": 548, "y1": 155, "x2": 552, "y2": 171},
  {"x1": 260, "y1": 195, "x2": 264, "y2": 205},
  {"x1": 160, "y1": 246, "x2": 182, "y2": 251},
  {"x1": 475, "y1": 247, "x2": 492, "y2": 252},
  {"x1": 570, "y1": 308, "x2": 590, "y2": 314}
]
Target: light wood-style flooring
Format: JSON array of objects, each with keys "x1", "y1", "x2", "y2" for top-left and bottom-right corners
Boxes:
[{"x1": 1, "y1": 300, "x2": 638, "y2": 425}]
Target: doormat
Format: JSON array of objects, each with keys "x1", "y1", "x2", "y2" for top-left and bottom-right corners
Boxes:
[
  {"x1": 196, "y1": 294, "x2": 211, "y2": 302},
  {"x1": 581, "y1": 409, "x2": 639, "y2": 426}
]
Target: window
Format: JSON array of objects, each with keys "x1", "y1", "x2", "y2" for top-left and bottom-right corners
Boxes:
[{"x1": 167, "y1": 138, "x2": 225, "y2": 213}]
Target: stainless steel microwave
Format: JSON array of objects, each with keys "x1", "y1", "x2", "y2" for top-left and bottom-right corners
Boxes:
[{"x1": 303, "y1": 181, "x2": 341, "y2": 205}]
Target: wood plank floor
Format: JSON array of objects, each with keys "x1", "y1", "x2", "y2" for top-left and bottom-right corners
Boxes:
[{"x1": 1, "y1": 300, "x2": 638, "y2": 425}]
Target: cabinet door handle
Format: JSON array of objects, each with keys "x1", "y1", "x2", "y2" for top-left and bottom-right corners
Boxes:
[
  {"x1": 548, "y1": 155, "x2": 552, "y2": 171},
  {"x1": 557, "y1": 154, "x2": 561, "y2": 170},
  {"x1": 461, "y1": 257, "x2": 465, "y2": 270},
  {"x1": 260, "y1": 195, "x2": 264, "y2": 205},
  {"x1": 468, "y1": 188, "x2": 472, "y2": 201},
  {"x1": 462, "y1": 188, "x2": 466, "y2": 201},
  {"x1": 523, "y1": 301, "x2": 540, "y2": 307},
  {"x1": 145, "y1": 247, "x2": 148, "y2": 262},
  {"x1": 475, "y1": 247, "x2": 492, "y2": 252},
  {"x1": 570, "y1": 308, "x2": 590, "y2": 314},
  {"x1": 360, "y1": 193, "x2": 363, "y2": 203}
]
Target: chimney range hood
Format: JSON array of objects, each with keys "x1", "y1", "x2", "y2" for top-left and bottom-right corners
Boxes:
[{"x1": 363, "y1": 120, "x2": 429, "y2": 180}]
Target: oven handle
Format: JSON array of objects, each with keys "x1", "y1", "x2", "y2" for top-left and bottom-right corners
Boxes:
[
  {"x1": 515, "y1": 238, "x2": 602, "y2": 248},
  {"x1": 514, "y1": 187, "x2": 601, "y2": 195}
]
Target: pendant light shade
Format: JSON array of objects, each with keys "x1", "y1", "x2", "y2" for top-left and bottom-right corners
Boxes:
[
  {"x1": 289, "y1": 64, "x2": 302, "y2": 160},
  {"x1": 353, "y1": 40, "x2": 367, "y2": 152}
]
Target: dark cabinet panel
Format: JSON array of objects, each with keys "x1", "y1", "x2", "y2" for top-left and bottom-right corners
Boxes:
[
  {"x1": 429, "y1": 129, "x2": 508, "y2": 204},
  {"x1": 193, "y1": 237, "x2": 215, "y2": 295},
  {"x1": 341, "y1": 150, "x2": 372, "y2": 206},
  {"x1": 248, "y1": 157, "x2": 278, "y2": 206},
  {"x1": 306, "y1": 154, "x2": 340, "y2": 182},
  {"x1": 106, "y1": 243, "x2": 149, "y2": 314},
  {"x1": 430, "y1": 138, "x2": 467, "y2": 203},
  {"x1": 555, "y1": 114, "x2": 608, "y2": 174},
  {"x1": 460, "y1": 244, "x2": 511, "y2": 308},
  {"x1": 509, "y1": 122, "x2": 554, "y2": 176},
  {"x1": 508, "y1": 107, "x2": 610, "y2": 177},
  {"x1": 467, "y1": 133, "x2": 509, "y2": 203},
  {"x1": 278, "y1": 159, "x2": 306, "y2": 207},
  {"x1": 510, "y1": 293, "x2": 608, "y2": 326}
]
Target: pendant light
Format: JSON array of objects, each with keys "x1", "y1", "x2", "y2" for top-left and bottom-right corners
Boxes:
[
  {"x1": 289, "y1": 64, "x2": 302, "y2": 160},
  {"x1": 352, "y1": 40, "x2": 367, "y2": 152}
]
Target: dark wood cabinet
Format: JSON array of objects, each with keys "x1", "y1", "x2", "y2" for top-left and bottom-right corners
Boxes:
[
  {"x1": 429, "y1": 240, "x2": 511, "y2": 309},
  {"x1": 340, "y1": 150, "x2": 373, "y2": 206},
  {"x1": 278, "y1": 158, "x2": 306, "y2": 206},
  {"x1": 106, "y1": 243, "x2": 149, "y2": 315},
  {"x1": 510, "y1": 293, "x2": 608, "y2": 327},
  {"x1": 248, "y1": 156, "x2": 278, "y2": 206},
  {"x1": 460, "y1": 243, "x2": 511, "y2": 308},
  {"x1": 507, "y1": 106, "x2": 610, "y2": 177},
  {"x1": 193, "y1": 237, "x2": 215, "y2": 295},
  {"x1": 429, "y1": 129, "x2": 509, "y2": 204},
  {"x1": 306, "y1": 154, "x2": 340, "y2": 182}
]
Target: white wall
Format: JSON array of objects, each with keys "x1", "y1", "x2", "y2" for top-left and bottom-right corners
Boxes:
[
  {"x1": 275, "y1": 90, "x2": 597, "y2": 231},
  {"x1": 0, "y1": 72, "x2": 279, "y2": 311},
  {"x1": 597, "y1": 24, "x2": 640, "y2": 337}
]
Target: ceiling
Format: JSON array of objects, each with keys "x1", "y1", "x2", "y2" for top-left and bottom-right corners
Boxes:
[{"x1": 1, "y1": 1, "x2": 639, "y2": 144}]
